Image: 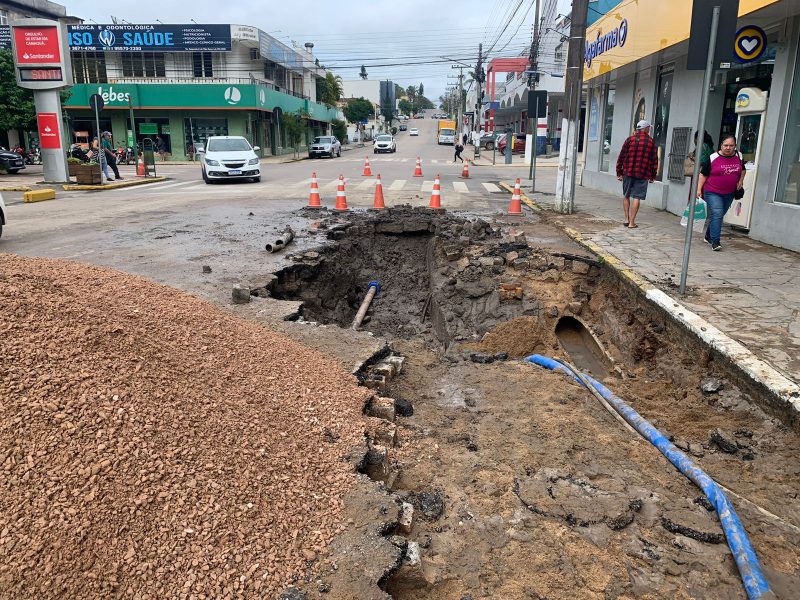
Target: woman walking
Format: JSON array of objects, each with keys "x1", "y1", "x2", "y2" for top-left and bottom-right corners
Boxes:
[{"x1": 696, "y1": 135, "x2": 745, "y2": 251}]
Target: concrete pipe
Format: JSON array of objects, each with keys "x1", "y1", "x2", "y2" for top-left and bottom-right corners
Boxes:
[{"x1": 265, "y1": 227, "x2": 295, "y2": 253}]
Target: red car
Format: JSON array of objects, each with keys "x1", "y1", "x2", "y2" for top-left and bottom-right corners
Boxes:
[{"x1": 497, "y1": 134, "x2": 526, "y2": 153}]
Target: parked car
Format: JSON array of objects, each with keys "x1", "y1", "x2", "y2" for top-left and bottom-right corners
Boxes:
[
  {"x1": 198, "y1": 136, "x2": 261, "y2": 183},
  {"x1": 0, "y1": 192, "x2": 6, "y2": 238},
  {"x1": 373, "y1": 134, "x2": 396, "y2": 153},
  {"x1": 0, "y1": 147, "x2": 25, "y2": 174},
  {"x1": 497, "y1": 133, "x2": 526, "y2": 153},
  {"x1": 399, "y1": 123, "x2": 407, "y2": 131},
  {"x1": 409, "y1": 128, "x2": 419, "y2": 136},
  {"x1": 308, "y1": 135, "x2": 342, "y2": 159},
  {"x1": 479, "y1": 132, "x2": 502, "y2": 150}
]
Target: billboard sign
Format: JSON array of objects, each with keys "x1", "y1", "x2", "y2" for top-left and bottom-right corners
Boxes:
[
  {"x1": 13, "y1": 26, "x2": 61, "y2": 64},
  {"x1": 10, "y1": 19, "x2": 73, "y2": 90},
  {"x1": 67, "y1": 24, "x2": 231, "y2": 52},
  {"x1": 37, "y1": 112, "x2": 62, "y2": 149}
]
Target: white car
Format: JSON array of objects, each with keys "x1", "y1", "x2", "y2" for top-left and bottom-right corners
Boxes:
[
  {"x1": 409, "y1": 128, "x2": 419, "y2": 136},
  {"x1": 373, "y1": 134, "x2": 396, "y2": 153},
  {"x1": 0, "y1": 192, "x2": 6, "y2": 238},
  {"x1": 198, "y1": 136, "x2": 261, "y2": 183}
]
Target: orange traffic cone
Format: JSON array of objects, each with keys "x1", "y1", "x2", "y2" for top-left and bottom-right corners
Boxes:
[
  {"x1": 508, "y1": 178, "x2": 523, "y2": 215},
  {"x1": 429, "y1": 174, "x2": 442, "y2": 209},
  {"x1": 307, "y1": 172, "x2": 322, "y2": 208},
  {"x1": 136, "y1": 156, "x2": 145, "y2": 176},
  {"x1": 334, "y1": 175, "x2": 349, "y2": 211},
  {"x1": 460, "y1": 161, "x2": 470, "y2": 178},
  {"x1": 372, "y1": 174, "x2": 386, "y2": 210},
  {"x1": 413, "y1": 156, "x2": 423, "y2": 177},
  {"x1": 363, "y1": 156, "x2": 372, "y2": 176}
]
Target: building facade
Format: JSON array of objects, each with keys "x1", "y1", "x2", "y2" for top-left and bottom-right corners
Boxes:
[{"x1": 581, "y1": 0, "x2": 800, "y2": 252}]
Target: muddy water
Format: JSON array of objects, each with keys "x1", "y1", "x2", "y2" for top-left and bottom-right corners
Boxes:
[{"x1": 265, "y1": 209, "x2": 800, "y2": 600}]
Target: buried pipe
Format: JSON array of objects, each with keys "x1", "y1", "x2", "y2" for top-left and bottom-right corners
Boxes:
[
  {"x1": 524, "y1": 354, "x2": 774, "y2": 600},
  {"x1": 352, "y1": 281, "x2": 381, "y2": 331},
  {"x1": 265, "y1": 227, "x2": 294, "y2": 253}
]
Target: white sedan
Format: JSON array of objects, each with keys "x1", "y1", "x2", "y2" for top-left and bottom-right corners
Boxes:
[
  {"x1": 409, "y1": 128, "x2": 419, "y2": 136},
  {"x1": 199, "y1": 136, "x2": 261, "y2": 183}
]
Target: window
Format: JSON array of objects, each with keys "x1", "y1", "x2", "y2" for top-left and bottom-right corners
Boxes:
[
  {"x1": 72, "y1": 52, "x2": 107, "y2": 83},
  {"x1": 0, "y1": 9, "x2": 8, "y2": 25},
  {"x1": 184, "y1": 118, "x2": 228, "y2": 150},
  {"x1": 193, "y1": 52, "x2": 214, "y2": 78},
  {"x1": 601, "y1": 85, "x2": 615, "y2": 172},
  {"x1": 776, "y1": 44, "x2": 800, "y2": 205},
  {"x1": 555, "y1": 44, "x2": 565, "y2": 70},
  {"x1": 653, "y1": 64, "x2": 674, "y2": 181},
  {"x1": 121, "y1": 52, "x2": 165, "y2": 78}
]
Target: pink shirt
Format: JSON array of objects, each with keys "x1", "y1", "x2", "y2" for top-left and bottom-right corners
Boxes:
[{"x1": 700, "y1": 152, "x2": 744, "y2": 195}]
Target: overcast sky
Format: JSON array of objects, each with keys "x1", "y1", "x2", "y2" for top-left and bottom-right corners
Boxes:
[{"x1": 66, "y1": 0, "x2": 572, "y2": 102}]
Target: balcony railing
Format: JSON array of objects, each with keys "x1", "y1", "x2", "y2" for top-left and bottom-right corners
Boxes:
[{"x1": 107, "y1": 77, "x2": 310, "y2": 100}]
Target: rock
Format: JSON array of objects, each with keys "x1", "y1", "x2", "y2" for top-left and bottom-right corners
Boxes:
[
  {"x1": 572, "y1": 261, "x2": 590, "y2": 274},
  {"x1": 568, "y1": 302, "x2": 583, "y2": 315},
  {"x1": 478, "y1": 257, "x2": 495, "y2": 267},
  {"x1": 493, "y1": 352, "x2": 509, "y2": 361},
  {"x1": 415, "y1": 491, "x2": 444, "y2": 521},
  {"x1": 394, "y1": 397, "x2": 414, "y2": 417},
  {"x1": 398, "y1": 501, "x2": 414, "y2": 535},
  {"x1": 202, "y1": 265, "x2": 212, "y2": 274},
  {"x1": 661, "y1": 509, "x2": 724, "y2": 544},
  {"x1": 231, "y1": 284, "x2": 251, "y2": 304},
  {"x1": 367, "y1": 396, "x2": 396, "y2": 422},
  {"x1": 505, "y1": 251, "x2": 519, "y2": 263},
  {"x1": 279, "y1": 587, "x2": 307, "y2": 600},
  {"x1": 709, "y1": 429, "x2": 738, "y2": 454},
  {"x1": 688, "y1": 443, "x2": 705, "y2": 458},
  {"x1": 469, "y1": 353, "x2": 495, "y2": 364},
  {"x1": 700, "y1": 377, "x2": 724, "y2": 393},
  {"x1": 548, "y1": 306, "x2": 559, "y2": 318},
  {"x1": 301, "y1": 548, "x2": 317, "y2": 561},
  {"x1": 674, "y1": 439, "x2": 689, "y2": 452}
]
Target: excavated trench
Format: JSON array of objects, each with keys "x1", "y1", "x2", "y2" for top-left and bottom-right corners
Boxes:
[{"x1": 266, "y1": 208, "x2": 800, "y2": 600}]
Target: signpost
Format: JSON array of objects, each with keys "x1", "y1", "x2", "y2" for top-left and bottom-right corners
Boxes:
[
  {"x1": 679, "y1": 0, "x2": 739, "y2": 295},
  {"x1": 10, "y1": 18, "x2": 73, "y2": 183},
  {"x1": 89, "y1": 94, "x2": 107, "y2": 183}
]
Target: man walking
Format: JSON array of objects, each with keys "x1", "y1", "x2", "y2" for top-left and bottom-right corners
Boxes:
[{"x1": 616, "y1": 120, "x2": 658, "y2": 228}]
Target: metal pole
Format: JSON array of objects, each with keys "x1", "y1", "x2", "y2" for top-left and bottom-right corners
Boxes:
[
  {"x1": 128, "y1": 96, "x2": 136, "y2": 153},
  {"x1": 679, "y1": 6, "x2": 720, "y2": 295},
  {"x1": 94, "y1": 103, "x2": 106, "y2": 184},
  {"x1": 529, "y1": 0, "x2": 540, "y2": 192},
  {"x1": 531, "y1": 96, "x2": 539, "y2": 192}
]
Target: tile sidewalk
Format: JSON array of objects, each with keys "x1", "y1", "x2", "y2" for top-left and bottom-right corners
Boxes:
[{"x1": 527, "y1": 172, "x2": 800, "y2": 388}]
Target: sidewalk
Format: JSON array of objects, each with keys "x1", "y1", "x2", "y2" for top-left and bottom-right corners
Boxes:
[
  {"x1": 525, "y1": 175, "x2": 800, "y2": 392},
  {"x1": 470, "y1": 151, "x2": 560, "y2": 168}
]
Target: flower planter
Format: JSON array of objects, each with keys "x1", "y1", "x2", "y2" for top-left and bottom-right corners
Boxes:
[{"x1": 73, "y1": 164, "x2": 102, "y2": 184}]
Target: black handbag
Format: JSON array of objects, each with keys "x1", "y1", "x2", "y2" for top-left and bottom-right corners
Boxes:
[{"x1": 734, "y1": 187, "x2": 745, "y2": 200}]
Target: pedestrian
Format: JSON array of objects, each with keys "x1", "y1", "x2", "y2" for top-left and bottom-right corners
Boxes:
[
  {"x1": 616, "y1": 119, "x2": 658, "y2": 228},
  {"x1": 155, "y1": 135, "x2": 167, "y2": 161},
  {"x1": 462, "y1": 132, "x2": 468, "y2": 145},
  {"x1": 91, "y1": 136, "x2": 111, "y2": 180},
  {"x1": 454, "y1": 141, "x2": 464, "y2": 163},
  {"x1": 101, "y1": 131, "x2": 123, "y2": 180},
  {"x1": 696, "y1": 135, "x2": 745, "y2": 251}
]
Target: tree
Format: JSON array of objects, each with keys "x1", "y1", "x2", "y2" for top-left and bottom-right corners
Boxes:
[
  {"x1": 359, "y1": 65, "x2": 368, "y2": 80},
  {"x1": 418, "y1": 83, "x2": 424, "y2": 97},
  {"x1": 317, "y1": 72, "x2": 343, "y2": 108},
  {"x1": 281, "y1": 109, "x2": 309, "y2": 157},
  {"x1": 0, "y1": 50, "x2": 36, "y2": 133},
  {"x1": 330, "y1": 118, "x2": 347, "y2": 143},
  {"x1": 416, "y1": 95, "x2": 434, "y2": 110},
  {"x1": 398, "y1": 99, "x2": 413, "y2": 116},
  {"x1": 342, "y1": 97, "x2": 374, "y2": 125}
]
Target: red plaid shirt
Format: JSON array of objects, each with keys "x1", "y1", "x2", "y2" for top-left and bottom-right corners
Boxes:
[{"x1": 616, "y1": 130, "x2": 658, "y2": 180}]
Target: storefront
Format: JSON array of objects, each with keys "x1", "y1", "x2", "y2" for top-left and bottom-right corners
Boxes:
[
  {"x1": 64, "y1": 83, "x2": 338, "y2": 159},
  {"x1": 581, "y1": 0, "x2": 800, "y2": 252}
]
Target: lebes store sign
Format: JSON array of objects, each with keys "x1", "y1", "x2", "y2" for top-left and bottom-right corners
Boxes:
[{"x1": 13, "y1": 26, "x2": 61, "y2": 64}]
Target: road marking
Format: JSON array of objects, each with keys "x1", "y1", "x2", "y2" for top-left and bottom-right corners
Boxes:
[
  {"x1": 452, "y1": 181, "x2": 469, "y2": 194},
  {"x1": 422, "y1": 180, "x2": 433, "y2": 192},
  {"x1": 357, "y1": 179, "x2": 376, "y2": 189},
  {"x1": 108, "y1": 180, "x2": 177, "y2": 192},
  {"x1": 389, "y1": 179, "x2": 406, "y2": 190},
  {"x1": 482, "y1": 182, "x2": 502, "y2": 193}
]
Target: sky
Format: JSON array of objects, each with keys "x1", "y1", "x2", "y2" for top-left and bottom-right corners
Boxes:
[{"x1": 65, "y1": 0, "x2": 572, "y2": 102}]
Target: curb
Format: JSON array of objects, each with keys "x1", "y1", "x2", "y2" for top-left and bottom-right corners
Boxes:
[
  {"x1": 498, "y1": 181, "x2": 541, "y2": 212},
  {"x1": 62, "y1": 176, "x2": 167, "y2": 191},
  {"x1": 472, "y1": 161, "x2": 559, "y2": 168},
  {"x1": 561, "y1": 226, "x2": 800, "y2": 425},
  {"x1": 0, "y1": 186, "x2": 33, "y2": 192}
]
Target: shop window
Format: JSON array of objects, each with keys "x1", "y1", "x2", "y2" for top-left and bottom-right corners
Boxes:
[
  {"x1": 193, "y1": 52, "x2": 214, "y2": 78},
  {"x1": 776, "y1": 46, "x2": 800, "y2": 206},
  {"x1": 184, "y1": 118, "x2": 228, "y2": 151},
  {"x1": 72, "y1": 52, "x2": 108, "y2": 84},
  {"x1": 0, "y1": 9, "x2": 8, "y2": 25},
  {"x1": 122, "y1": 52, "x2": 166, "y2": 78},
  {"x1": 600, "y1": 85, "x2": 615, "y2": 172},
  {"x1": 653, "y1": 64, "x2": 674, "y2": 181}
]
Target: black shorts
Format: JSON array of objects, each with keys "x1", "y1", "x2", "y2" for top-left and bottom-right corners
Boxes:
[{"x1": 622, "y1": 176, "x2": 648, "y2": 200}]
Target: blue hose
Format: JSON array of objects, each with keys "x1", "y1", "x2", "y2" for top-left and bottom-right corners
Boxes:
[{"x1": 524, "y1": 354, "x2": 773, "y2": 600}]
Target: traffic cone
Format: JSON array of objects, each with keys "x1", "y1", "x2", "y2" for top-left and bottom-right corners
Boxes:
[
  {"x1": 429, "y1": 174, "x2": 442, "y2": 209},
  {"x1": 334, "y1": 175, "x2": 349, "y2": 211},
  {"x1": 372, "y1": 174, "x2": 386, "y2": 210},
  {"x1": 363, "y1": 156, "x2": 372, "y2": 176},
  {"x1": 460, "y1": 161, "x2": 470, "y2": 178},
  {"x1": 136, "y1": 156, "x2": 145, "y2": 176},
  {"x1": 413, "y1": 156, "x2": 423, "y2": 177},
  {"x1": 307, "y1": 172, "x2": 322, "y2": 208},
  {"x1": 508, "y1": 178, "x2": 523, "y2": 215}
]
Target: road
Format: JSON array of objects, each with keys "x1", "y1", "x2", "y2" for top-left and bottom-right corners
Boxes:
[{"x1": 0, "y1": 117, "x2": 521, "y2": 302}]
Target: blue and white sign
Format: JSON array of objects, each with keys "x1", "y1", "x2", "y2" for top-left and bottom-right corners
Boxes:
[
  {"x1": 67, "y1": 24, "x2": 231, "y2": 52},
  {"x1": 585, "y1": 19, "x2": 628, "y2": 68}
]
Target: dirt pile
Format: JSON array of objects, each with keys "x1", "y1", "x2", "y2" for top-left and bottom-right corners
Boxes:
[{"x1": 0, "y1": 254, "x2": 370, "y2": 598}]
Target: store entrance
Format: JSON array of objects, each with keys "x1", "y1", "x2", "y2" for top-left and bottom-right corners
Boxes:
[{"x1": 719, "y1": 61, "x2": 773, "y2": 144}]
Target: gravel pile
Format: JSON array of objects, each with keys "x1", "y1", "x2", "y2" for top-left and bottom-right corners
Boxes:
[{"x1": 0, "y1": 254, "x2": 369, "y2": 598}]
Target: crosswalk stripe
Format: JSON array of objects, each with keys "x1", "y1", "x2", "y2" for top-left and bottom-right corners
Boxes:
[
  {"x1": 482, "y1": 182, "x2": 502, "y2": 193},
  {"x1": 109, "y1": 180, "x2": 175, "y2": 192},
  {"x1": 357, "y1": 179, "x2": 376, "y2": 189},
  {"x1": 422, "y1": 180, "x2": 433, "y2": 192},
  {"x1": 389, "y1": 179, "x2": 406, "y2": 190},
  {"x1": 452, "y1": 181, "x2": 469, "y2": 194}
]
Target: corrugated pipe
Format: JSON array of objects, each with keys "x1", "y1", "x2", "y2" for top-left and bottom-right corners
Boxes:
[{"x1": 523, "y1": 354, "x2": 775, "y2": 600}]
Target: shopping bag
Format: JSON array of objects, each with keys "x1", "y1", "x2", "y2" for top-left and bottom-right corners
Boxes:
[{"x1": 680, "y1": 198, "x2": 707, "y2": 232}]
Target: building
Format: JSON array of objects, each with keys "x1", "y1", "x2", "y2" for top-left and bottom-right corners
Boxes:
[
  {"x1": 581, "y1": 0, "x2": 800, "y2": 253},
  {"x1": 0, "y1": 0, "x2": 71, "y2": 148},
  {"x1": 340, "y1": 79, "x2": 396, "y2": 140}
]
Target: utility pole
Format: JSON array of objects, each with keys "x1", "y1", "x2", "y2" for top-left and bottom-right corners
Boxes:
[
  {"x1": 475, "y1": 43, "x2": 484, "y2": 158},
  {"x1": 554, "y1": 0, "x2": 589, "y2": 214},
  {"x1": 451, "y1": 65, "x2": 465, "y2": 141},
  {"x1": 528, "y1": 0, "x2": 540, "y2": 192}
]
